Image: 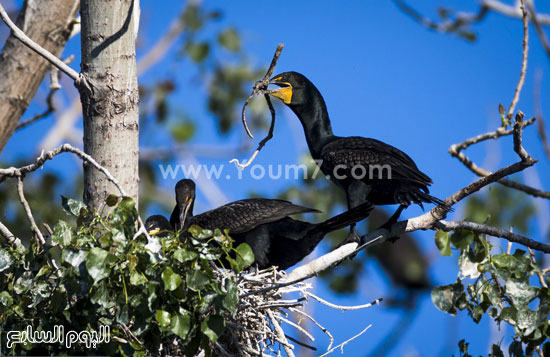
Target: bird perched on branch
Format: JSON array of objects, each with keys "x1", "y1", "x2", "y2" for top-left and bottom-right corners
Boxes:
[
  {"x1": 169, "y1": 179, "x2": 373, "y2": 269},
  {"x1": 267, "y1": 71, "x2": 446, "y2": 244}
]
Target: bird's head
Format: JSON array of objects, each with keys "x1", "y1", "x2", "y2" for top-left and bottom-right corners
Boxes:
[
  {"x1": 268, "y1": 71, "x2": 315, "y2": 107},
  {"x1": 175, "y1": 179, "x2": 196, "y2": 229},
  {"x1": 145, "y1": 215, "x2": 171, "y2": 236}
]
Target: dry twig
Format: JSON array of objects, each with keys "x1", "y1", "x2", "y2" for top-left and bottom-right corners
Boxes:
[
  {"x1": 319, "y1": 324, "x2": 372, "y2": 357},
  {"x1": 230, "y1": 44, "x2": 284, "y2": 169},
  {"x1": 506, "y1": 0, "x2": 529, "y2": 121}
]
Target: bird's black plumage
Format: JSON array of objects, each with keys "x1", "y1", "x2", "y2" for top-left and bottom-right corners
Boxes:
[
  {"x1": 169, "y1": 179, "x2": 373, "y2": 269},
  {"x1": 145, "y1": 215, "x2": 172, "y2": 237},
  {"x1": 268, "y1": 71, "x2": 446, "y2": 241}
]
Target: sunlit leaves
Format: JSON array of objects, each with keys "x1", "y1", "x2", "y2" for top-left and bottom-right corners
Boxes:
[{"x1": 0, "y1": 194, "x2": 250, "y2": 355}]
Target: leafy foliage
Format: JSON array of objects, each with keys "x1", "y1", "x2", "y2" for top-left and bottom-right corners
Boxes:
[
  {"x1": 433, "y1": 230, "x2": 550, "y2": 355},
  {"x1": 0, "y1": 197, "x2": 252, "y2": 355}
]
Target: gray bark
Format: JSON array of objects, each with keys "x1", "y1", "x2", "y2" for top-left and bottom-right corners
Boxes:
[
  {"x1": 0, "y1": 0, "x2": 80, "y2": 155},
  {"x1": 79, "y1": 0, "x2": 139, "y2": 210}
]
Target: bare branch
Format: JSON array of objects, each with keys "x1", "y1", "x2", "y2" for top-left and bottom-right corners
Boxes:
[
  {"x1": 0, "y1": 144, "x2": 126, "y2": 196},
  {"x1": 267, "y1": 310, "x2": 295, "y2": 357},
  {"x1": 319, "y1": 324, "x2": 372, "y2": 357},
  {"x1": 449, "y1": 116, "x2": 550, "y2": 199},
  {"x1": 305, "y1": 293, "x2": 383, "y2": 311},
  {"x1": 506, "y1": 0, "x2": 529, "y2": 120},
  {"x1": 435, "y1": 220, "x2": 550, "y2": 253},
  {"x1": 16, "y1": 177, "x2": 46, "y2": 247},
  {"x1": 0, "y1": 220, "x2": 19, "y2": 245},
  {"x1": 394, "y1": 0, "x2": 489, "y2": 33},
  {"x1": 16, "y1": 86, "x2": 58, "y2": 130},
  {"x1": 534, "y1": 69, "x2": 550, "y2": 160},
  {"x1": 483, "y1": 0, "x2": 550, "y2": 25},
  {"x1": 526, "y1": 0, "x2": 550, "y2": 59},
  {"x1": 0, "y1": 3, "x2": 79, "y2": 81}
]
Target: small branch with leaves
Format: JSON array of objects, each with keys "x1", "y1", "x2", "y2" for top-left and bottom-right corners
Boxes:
[{"x1": 0, "y1": 143, "x2": 150, "y2": 247}]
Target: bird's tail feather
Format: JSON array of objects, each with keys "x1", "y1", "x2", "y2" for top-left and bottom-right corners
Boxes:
[{"x1": 316, "y1": 202, "x2": 374, "y2": 234}]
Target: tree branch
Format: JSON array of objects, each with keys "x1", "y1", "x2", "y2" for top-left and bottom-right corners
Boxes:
[
  {"x1": 526, "y1": 0, "x2": 550, "y2": 59},
  {"x1": 0, "y1": 144, "x2": 126, "y2": 196},
  {"x1": 449, "y1": 115, "x2": 550, "y2": 199},
  {"x1": 506, "y1": 0, "x2": 529, "y2": 121},
  {"x1": 0, "y1": 3, "x2": 79, "y2": 81},
  {"x1": 435, "y1": 220, "x2": 550, "y2": 253},
  {"x1": 16, "y1": 176, "x2": 46, "y2": 246}
]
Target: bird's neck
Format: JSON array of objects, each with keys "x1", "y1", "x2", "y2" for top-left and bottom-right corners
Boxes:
[{"x1": 292, "y1": 98, "x2": 335, "y2": 157}]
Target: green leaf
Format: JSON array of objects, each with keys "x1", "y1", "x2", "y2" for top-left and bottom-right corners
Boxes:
[
  {"x1": 223, "y1": 279, "x2": 238, "y2": 316},
  {"x1": 492, "y1": 254, "x2": 517, "y2": 270},
  {"x1": 171, "y1": 314, "x2": 191, "y2": 339},
  {"x1": 235, "y1": 243, "x2": 254, "y2": 267},
  {"x1": 218, "y1": 28, "x2": 240, "y2": 52},
  {"x1": 450, "y1": 229, "x2": 474, "y2": 250},
  {"x1": 14, "y1": 272, "x2": 33, "y2": 294},
  {"x1": 61, "y1": 195, "x2": 86, "y2": 216},
  {"x1": 86, "y1": 248, "x2": 117, "y2": 283},
  {"x1": 201, "y1": 315, "x2": 225, "y2": 342},
  {"x1": 156, "y1": 310, "x2": 171, "y2": 327},
  {"x1": 459, "y1": 247, "x2": 481, "y2": 279},
  {"x1": 130, "y1": 271, "x2": 147, "y2": 286},
  {"x1": 0, "y1": 248, "x2": 13, "y2": 272},
  {"x1": 505, "y1": 278, "x2": 537, "y2": 306},
  {"x1": 500, "y1": 306, "x2": 517, "y2": 325},
  {"x1": 106, "y1": 194, "x2": 120, "y2": 207},
  {"x1": 0, "y1": 291, "x2": 14, "y2": 306},
  {"x1": 188, "y1": 225, "x2": 203, "y2": 237},
  {"x1": 174, "y1": 248, "x2": 198, "y2": 263},
  {"x1": 431, "y1": 281, "x2": 464, "y2": 315},
  {"x1": 434, "y1": 230, "x2": 451, "y2": 256},
  {"x1": 62, "y1": 249, "x2": 87, "y2": 268},
  {"x1": 119, "y1": 197, "x2": 136, "y2": 211},
  {"x1": 52, "y1": 220, "x2": 72, "y2": 246},
  {"x1": 182, "y1": 5, "x2": 203, "y2": 31},
  {"x1": 35, "y1": 265, "x2": 51, "y2": 279},
  {"x1": 171, "y1": 121, "x2": 195, "y2": 143},
  {"x1": 517, "y1": 307, "x2": 539, "y2": 335},
  {"x1": 186, "y1": 42, "x2": 210, "y2": 63},
  {"x1": 162, "y1": 267, "x2": 182, "y2": 291},
  {"x1": 186, "y1": 270, "x2": 210, "y2": 291},
  {"x1": 91, "y1": 281, "x2": 114, "y2": 309}
]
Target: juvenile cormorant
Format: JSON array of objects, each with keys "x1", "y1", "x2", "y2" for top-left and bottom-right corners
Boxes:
[
  {"x1": 169, "y1": 179, "x2": 373, "y2": 269},
  {"x1": 145, "y1": 215, "x2": 172, "y2": 237},
  {"x1": 267, "y1": 71, "x2": 446, "y2": 243}
]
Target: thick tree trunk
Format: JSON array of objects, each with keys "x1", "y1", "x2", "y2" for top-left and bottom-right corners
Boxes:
[
  {"x1": 0, "y1": 0, "x2": 80, "y2": 155},
  {"x1": 79, "y1": 0, "x2": 140, "y2": 210}
]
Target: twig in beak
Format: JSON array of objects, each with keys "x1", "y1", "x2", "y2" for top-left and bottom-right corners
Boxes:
[{"x1": 232, "y1": 44, "x2": 284, "y2": 169}]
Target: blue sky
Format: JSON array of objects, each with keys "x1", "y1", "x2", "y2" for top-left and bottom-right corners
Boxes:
[{"x1": 4, "y1": 0, "x2": 550, "y2": 355}]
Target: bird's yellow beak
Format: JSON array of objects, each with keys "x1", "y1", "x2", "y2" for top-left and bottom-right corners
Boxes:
[
  {"x1": 268, "y1": 76, "x2": 293, "y2": 104},
  {"x1": 179, "y1": 196, "x2": 193, "y2": 228},
  {"x1": 148, "y1": 228, "x2": 161, "y2": 236}
]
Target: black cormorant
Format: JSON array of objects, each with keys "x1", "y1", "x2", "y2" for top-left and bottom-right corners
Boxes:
[
  {"x1": 267, "y1": 71, "x2": 446, "y2": 243},
  {"x1": 170, "y1": 179, "x2": 373, "y2": 269},
  {"x1": 145, "y1": 215, "x2": 172, "y2": 237}
]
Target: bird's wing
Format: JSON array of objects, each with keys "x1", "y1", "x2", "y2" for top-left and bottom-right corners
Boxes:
[
  {"x1": 190, "y1": 199, "x2": 320, "y2": 234},
  {"x1": 320, "y1": 137, "x2": 433, "y2": 185}
]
